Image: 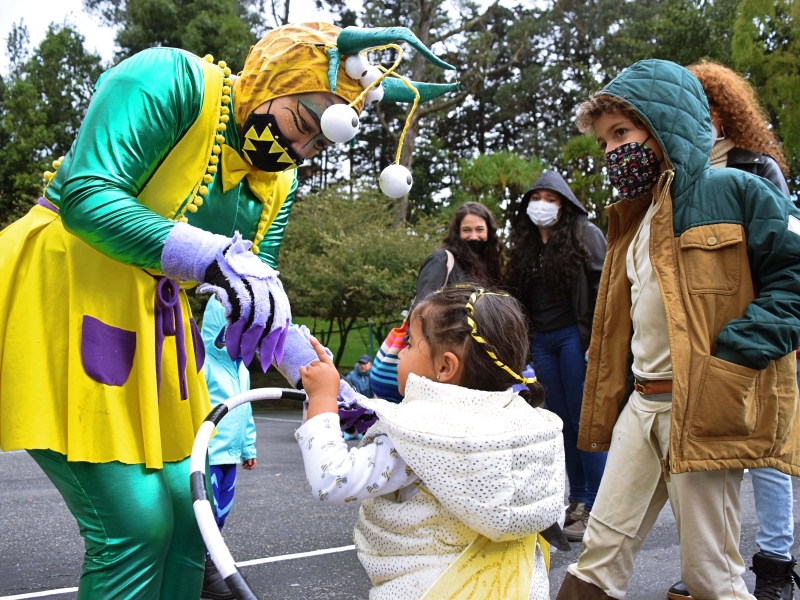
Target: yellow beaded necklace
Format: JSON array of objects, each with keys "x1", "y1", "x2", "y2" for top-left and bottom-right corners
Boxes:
[{"x1": 173, "y1": 54, "x2": 232, "y2": 223}]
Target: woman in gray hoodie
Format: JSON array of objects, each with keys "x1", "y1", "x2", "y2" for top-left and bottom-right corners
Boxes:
[{"x1": 507, "y1": 170, "x2": 608, "y2": 543}]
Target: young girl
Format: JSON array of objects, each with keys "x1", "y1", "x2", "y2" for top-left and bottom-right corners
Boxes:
[{"x1": 296, "y1": 285, "x2": 565, "y2": 599}]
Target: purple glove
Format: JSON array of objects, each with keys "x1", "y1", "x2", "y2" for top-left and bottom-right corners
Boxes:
[
  {"x1": 161, "y1": 223, "x2": 291, "y2": 369},
  {"x1": 275, "y1": 325, "x2": 377, "y2": 432},
  {"x1": 337, "y1": 381, "x2": 378, "y2": 434}
]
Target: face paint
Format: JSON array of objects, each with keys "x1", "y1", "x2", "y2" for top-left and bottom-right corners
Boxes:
[{"x1": 239, "y1": 109, "x2": 302, "y2": 172}]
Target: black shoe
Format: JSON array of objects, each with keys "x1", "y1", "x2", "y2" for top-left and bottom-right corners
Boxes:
[
  {"x1": 751, "y1": 552, "x2": 800, "y2": 600},
  {"x1": 202, "y1": 556, "x2": 235, "y2": 600},
  {"x1": 667, "y1": 580, "x2": 692, "y2": 599}
]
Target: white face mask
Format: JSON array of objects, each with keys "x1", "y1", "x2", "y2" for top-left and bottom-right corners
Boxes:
[
  {"x1": 711, "y1": 123, "x2": 725, "y2": 145},
  {"x1": 527, "y1": 200, "x2": 559, "y2": 228}
]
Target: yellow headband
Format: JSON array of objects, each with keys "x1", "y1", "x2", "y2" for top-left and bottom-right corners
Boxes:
[{"x1": 465, "y1": 289, "x2": 537, "y2": 386}]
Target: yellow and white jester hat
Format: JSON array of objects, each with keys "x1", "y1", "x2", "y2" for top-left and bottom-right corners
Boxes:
[{"x1": 233, "y1": 22, "x2": 459, "y2": 198}]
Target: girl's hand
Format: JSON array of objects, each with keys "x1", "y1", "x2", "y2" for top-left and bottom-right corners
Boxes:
[
  {"x1": 300, "y1": 337, "x2": 341, "y2": 420},
  {"x1": 242, "y1": 458, "x2": 257, "y2": 470}
]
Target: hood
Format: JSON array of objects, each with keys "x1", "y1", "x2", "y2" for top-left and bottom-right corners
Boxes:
[
  {"x1": 521, "y1": 170, "x2": 587, "y2": 215},
  {"x1": 601, "y1": 59, "x2": 712, "y2": 200},
  {"x1": 359, "y1": 374, "x2": 565, "y2": 541},
  {"x1": 201, "y1": 297, "x2": 240, "y2": 376}
]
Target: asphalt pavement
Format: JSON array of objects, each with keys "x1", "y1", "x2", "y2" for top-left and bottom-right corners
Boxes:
[{"x1": 2, "y1": 410, "x2": 799, "y2": 599}]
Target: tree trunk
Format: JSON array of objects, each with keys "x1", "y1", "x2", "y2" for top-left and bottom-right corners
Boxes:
[
  {"x1": 390, "y1": 0, "x2": 433, "y2": 226},
  {"x1": 334, "y1": 315, "x2": 358, "y2": 367}
]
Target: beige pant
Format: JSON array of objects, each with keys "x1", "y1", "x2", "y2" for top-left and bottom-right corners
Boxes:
[{"x1": 567, "y1": 392, "x2": 755, "y2": 600}]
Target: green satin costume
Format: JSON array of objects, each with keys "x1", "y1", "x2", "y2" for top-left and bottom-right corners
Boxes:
[
  {"x1": 29, "y1": 450, "x2": 208, "y2": 600},
  {"x1": 0, "y1": 48, "x2": 296, "y2": 600},
  {"x1": 43, "y1": 47, "x2": 296, "y2": 271}
]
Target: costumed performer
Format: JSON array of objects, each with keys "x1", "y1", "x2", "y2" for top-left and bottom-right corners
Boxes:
[
  {"x1": 0, "y1": 22, "x2": 458, "y2": 600},
  {"x1": 296, "y1": 286, "x2": 566, "y2": 600}
]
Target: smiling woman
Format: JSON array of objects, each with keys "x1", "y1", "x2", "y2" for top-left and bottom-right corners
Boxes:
[{"x1": 414, "y1": 202, "x2": 504, "y2": 303}]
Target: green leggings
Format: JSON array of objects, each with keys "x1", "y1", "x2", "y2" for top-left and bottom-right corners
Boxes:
[{"x1": 29, "y1": 449, "x2": 206, "y2": 600}]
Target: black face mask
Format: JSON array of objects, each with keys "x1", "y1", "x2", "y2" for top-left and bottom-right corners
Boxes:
[
  {"x1": 239, "y1": 109, "x2": 302, "y2": 172},
  {"x1": 465, "y1": 239, "x2": 487, "y2": 256}
]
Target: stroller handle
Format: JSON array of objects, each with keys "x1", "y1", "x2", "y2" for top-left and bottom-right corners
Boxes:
[{"x1": 190, "y1": 387, "x2": 307, "y2": 600}]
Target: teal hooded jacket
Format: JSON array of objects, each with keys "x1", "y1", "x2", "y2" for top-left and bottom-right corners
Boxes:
[
  {"x1": 202, "y1": 297, "x2": 256, "y2": 465},
  {"x1": 580, "y1": 59, "x2": 800, "y2": 475},
  {"x1": 603, "y1": 59, "x2": 800, "y2": 369}
]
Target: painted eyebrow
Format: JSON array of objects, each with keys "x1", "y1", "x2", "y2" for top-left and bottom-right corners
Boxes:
[{"x1": 298, "y1": 100, "x2": 322, "y2": 131}]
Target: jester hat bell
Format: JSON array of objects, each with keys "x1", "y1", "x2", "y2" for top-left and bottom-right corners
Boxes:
[{"x1": 233, "y1": 22, "x2": 460, "y2": 198}]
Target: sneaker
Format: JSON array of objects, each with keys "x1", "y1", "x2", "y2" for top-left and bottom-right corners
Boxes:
[
  {"x1": 751, "y1": 552, "x2": 800, "y2": 600},
  {"x1": 667, "y1": 581, "x2": 692, "y2": 599},
  {"x1": 564, "y1": 501, "x2": 585, "y2": 527},
  {"x1": 202, "y1": 556, "x2": 235, "y2": 600},
  {"x1": 563, "y1": 507, "x2": 590, "y2": 542}
]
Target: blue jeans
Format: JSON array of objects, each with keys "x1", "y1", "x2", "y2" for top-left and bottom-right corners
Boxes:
[
  {"x1": 532, "y1": 325, "x2": 607, "y2": 510},
  {"x1": 751, "y1": 467, "x2": 794, "y2": 559}
]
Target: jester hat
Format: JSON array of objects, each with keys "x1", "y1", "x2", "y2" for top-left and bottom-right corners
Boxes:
[{"x1": 233, "y1": 22, "x2": 459, "y2": 197}]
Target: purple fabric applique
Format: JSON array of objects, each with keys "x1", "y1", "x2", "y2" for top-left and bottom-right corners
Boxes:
[
  {"x1": 37, "y1": 197, "x2": 59, "y2": 213},
  {"x1": 81, "y1": 316, "x2": 136, "y2": 386},
  {"x1": 190, "y1": 318, "x2": 205, "y2": 373},
  {"x1": 154, "y1": 277, "x2": 188, "y2": 400}
]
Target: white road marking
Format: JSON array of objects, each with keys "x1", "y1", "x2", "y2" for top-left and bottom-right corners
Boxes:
[
  {"x1": 254, "y1": 416, "x2": 302, "y2": 423},
  {"x1": 236, "y1": 544, "x2": 356, "y2": 567},
  {"x1": 0, "y1": 546, "x2": 356, "y2": 599},
  {"x1": 0, "y1": 589, "x2": 78, "y2": 599}
]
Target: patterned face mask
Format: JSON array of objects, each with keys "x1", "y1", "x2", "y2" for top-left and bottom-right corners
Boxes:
[
  {"x1": 239, "y1": 109, "x2": 302, "y2": 172},
  {"x1": 605, "y1": 139, "x2": 661, "y2": 200}
]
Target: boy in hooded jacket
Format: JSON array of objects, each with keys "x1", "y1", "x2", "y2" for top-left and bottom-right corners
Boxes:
[{"x1": 556, "y1": 59, "x2": 800, "y2": 600}]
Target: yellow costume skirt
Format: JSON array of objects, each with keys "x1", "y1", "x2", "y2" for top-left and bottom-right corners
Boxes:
[{"x1": 0, "y1": 205, "x2": 210, "y2": 468}]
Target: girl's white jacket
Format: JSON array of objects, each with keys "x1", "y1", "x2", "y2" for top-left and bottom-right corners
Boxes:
[{"x1": 296, "y1": 374, "x2": 565, "y2": 599}]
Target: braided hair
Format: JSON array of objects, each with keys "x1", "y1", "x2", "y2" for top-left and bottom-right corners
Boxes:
[{"x1": 412, "y1": 284, "x2": 545, "y2": 407}]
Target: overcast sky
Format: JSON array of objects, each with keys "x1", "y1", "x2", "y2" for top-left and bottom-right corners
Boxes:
[{"x1": 0, "y1": 0, "x2": 333, "y2": 74}]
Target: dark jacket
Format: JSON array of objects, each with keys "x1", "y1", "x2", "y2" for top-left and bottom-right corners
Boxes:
[
  {"x1": 415, "y1": 248, "x2": 468, "y2": 302},
  {"x1": 345, "y1": 366, "x2": 372, "y2": 397},
  {"x1": 519, "y1": 170, "x2": 608, "y2": 351},
  {"x1": 726, "y1": 147, "x2": 791, "y2": 199},
  {"x1": 579, "y1": 59, "x2": 800, "y2": 476}
]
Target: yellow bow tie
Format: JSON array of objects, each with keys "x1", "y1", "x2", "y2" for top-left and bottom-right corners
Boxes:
[{"x1": 220, "y1": 144, "x2": 282, "y2": 205}]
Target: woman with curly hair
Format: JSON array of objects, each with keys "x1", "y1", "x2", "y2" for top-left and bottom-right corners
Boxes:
[
  {"x1": 690, "y1": 59, "x2": 790, "y2": 195},
  {"x1": 506, "y1": 170, "x2": 607, "y2": 542},
  {"x1": 414, "y1": 201, "x2": 503, "y2": 300},
  {"x1": 662, "y1": 61, "x2": 796, "y2": 600}
]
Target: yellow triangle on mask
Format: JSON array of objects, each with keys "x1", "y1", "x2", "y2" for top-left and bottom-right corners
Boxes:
[
  {"x1": 269, "y1": 141, "x2": 284, "y2": 155},
  {"x1": 244, "y1": 126, "x2": 259, "y2": 140},
  {"x1": 243, "y1": 138, "x2": 257, "y2": 152},
  {"x1": 258, "y1": 127, "x2": 275, "y2": 142},
  {"x1": 277, "y1": 152, "x2": 294, "y2": 164}
]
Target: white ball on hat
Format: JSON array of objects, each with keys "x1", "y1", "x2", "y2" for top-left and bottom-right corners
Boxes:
[
  {"x1": 379, "y1": 164, "x2": 413, "y2": 198},
  {"x1": 320, "y1": 104, "x2": 360, "y2": 143},
  {"x1": 365, "y1": 85, "x2": 384, "y2": 105},
  {"x1": 345, "y1": 55, "x2": 371, "y2": 80},
  {"x1": 360, "y1": 66, "x2": 382, "y2": 88}
]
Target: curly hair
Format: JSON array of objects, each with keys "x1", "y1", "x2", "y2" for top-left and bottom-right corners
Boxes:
[
  {"x1": 412, "y1": 285, "x2": 545, "y2": 407},
  {"x1": 688, "y1": 60, "x2": 788, "y2": 175},
  {"x1": 441, "y1": 202, "x2": 504, "y2": 286},
  {"x1": 506, "y1": 197, "x2": 590, "y2": 300},
  {"x1": 575, "y1": 94, "x2": 646, "y2": 134}
]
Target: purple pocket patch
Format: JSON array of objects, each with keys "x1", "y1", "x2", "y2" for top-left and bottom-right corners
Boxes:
[
  {"x1": 81, "y1": 316, "x2": 137, "y2": 386},
  {"x1": 190, "y1": 318, "x2": 205, "y2": 372}
]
